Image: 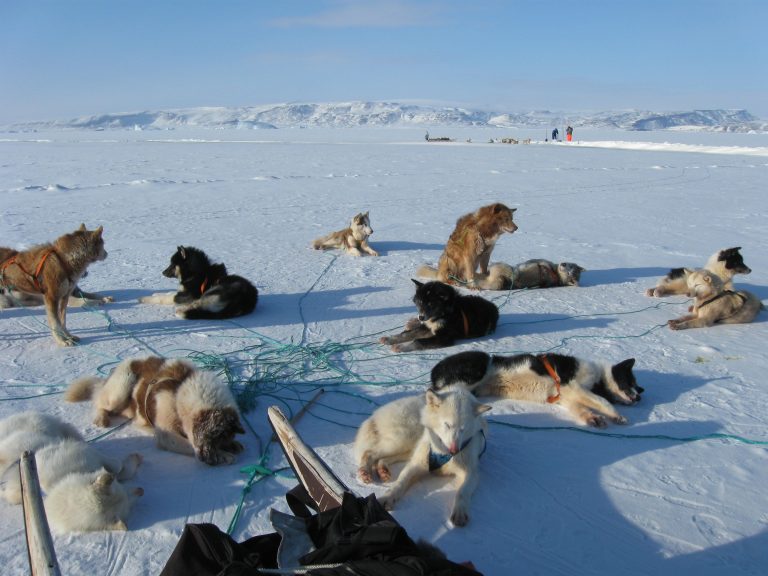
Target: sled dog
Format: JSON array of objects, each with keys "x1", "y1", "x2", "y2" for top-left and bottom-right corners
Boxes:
[
  {"x1": 417, "y1": 203, "x2": 517, "y2": 287},
  {"x1": 0, "y1": 411, "x2": 143, "y2": 532},
  {"x1": 0, "y1": 225, "x2": 107, "y2": 345},
  {"x1": 139, "y1": 245, "x2": 258, "y2": 320},
  {"x1": 422, "y1": 258, "x2": 584, "y2": 290},
  {"x1": 380, "y1": 280, "x2": 499, "y2": 352},
  {"x1": 312, "y1": 212, "x2": 379, "y2": 256},
  {"x1": 668, "y1": 269, "x2": 762, "y2": 330},
  {"x1": 646, "y1": 247, "x2": 751, "y2": 297},
  {"x1": 354, "y1": 388, "x2": 491, "y2": 526},
  {"x1": 431, "y1": 350, "x2": 643, "y2": 428},
  {"x1": 0, "y1": 246, "x2": 112, "y2": 308},
  {"x1": 66, "y1": 356, "x2": 246, "y2": 465}
]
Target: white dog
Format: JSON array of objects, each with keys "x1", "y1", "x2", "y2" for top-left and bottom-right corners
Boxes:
[
  {"x1": 0, "y1": 412, "x2": 143, "y2": 532},
  {"x1": 354, "y1": 388, "x2": 490, "y2": 526}
]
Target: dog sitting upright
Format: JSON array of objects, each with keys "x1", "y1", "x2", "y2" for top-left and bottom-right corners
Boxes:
[
  {"x1": 646, "y1": 247, "x2": 751, "y2": 297},
  {"x1": 312, "y1": 212, "x2": 378, "y2": 256},
  {"x1": 66, "y1": 356, "x2": 246, "y2": 466},
  {"x1": 668, "y1": 269, "x2": 762, "y2": 330},
  {"x1": 354, "y1": 388, "x2": 491, "y2": 526},
  {"x1": 0, "y1": 225, "x2": 107, "y2": 346},
  {"x1": 431, "y1": 350, "x2": 643, "y2": 428},
  {"x1": 417, "y1": 203, "x2": 517, "y2": 287},
  {"x1": 379, "y1": 280, "x2": 499, "y2": 352},
  {"x1": 139, "y1": 246, "x2": 258, "y2": 319}
]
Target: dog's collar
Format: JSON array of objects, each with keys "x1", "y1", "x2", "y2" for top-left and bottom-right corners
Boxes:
[
  {"x1": 428, "y1": 430, "x2": 486, "y2": 472},
  {"x1": 538, "y1": 262, "x2": 559, "y2": 286},
  {"x1": 538, "y1": 354, "x2": 562, "y2": 403},
  {"x1": 200, "y1": 277, "x2": 209, "y2": 294},
  {"x1": 460, "y1": 308, "x2": 470, "y2": 337},
  {"x1": 698, "y1": 290, "x2": 744, "y2": 309}
]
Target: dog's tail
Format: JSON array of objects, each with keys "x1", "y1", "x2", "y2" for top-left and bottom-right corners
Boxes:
[
  {"x1": 474, "y1": 263, "x2": 514, "y2": 291},
  {"x1": 416, "y1": 264, "x2": 440, "y2": 279},
  {"x1": 65, "y1": 375, "x2": 105, "y2": 402}
]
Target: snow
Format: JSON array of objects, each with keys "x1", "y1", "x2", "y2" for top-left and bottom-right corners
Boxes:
[{"x1": 1, "y1": 126, "x2": 767, "y2": 575}]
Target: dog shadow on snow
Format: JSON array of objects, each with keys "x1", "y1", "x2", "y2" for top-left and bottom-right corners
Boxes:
[
  {"x1": 368, "y1": 241, "x2": 445, "y2": 255},
  {"x1": 581, "y1": 266, "x2": 671, "y2": 287}
]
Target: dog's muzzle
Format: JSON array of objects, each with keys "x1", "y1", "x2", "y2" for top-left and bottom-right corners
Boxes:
[{"x1": 162, "y1": 264, "x2": 177, "y2": 278}]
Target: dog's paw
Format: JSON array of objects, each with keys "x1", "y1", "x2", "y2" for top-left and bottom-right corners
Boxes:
[
  {"x1": 644, "y1": 288, "x2": 655, "y2": 297},
  {"x1": 376, "y1": 463, "x2": 392, "y2": 482},
  {"x1": 367, "y1": 250, "x2": 379, "y2": 257},
  {"x1": 586, "y1": 414, "x2": 608, "y2": 428},
  {"x1": 379, "y1": 493, "x2": 397, "y2": 511},
  {"x1": 668, "y1": 319, "x2": 682, "y2": 331},
  {"x1": 450, "y1": 506, "x2": 469, "y2": 527},
  {"x1": 390, "y1": 344, "x2": 405, "y2": 353},
  {"x1": 358, "y1": 467, "x2": 374, "y2": 484},
  {"x1": 94, "y1": 413, "x2": 111, "y2": 428},
  {"x1": 404, "y1": 317, "x2": 421, "y2": 331},
  {"x1": 378, "y1": 336, "x2": 392, "y2": 345},
  {"x1": 612, "y1": 415, "x2": 628, "y2": 425},
  {"x1": 101, "y1": 296, "x2": 115, "y2": 303}
]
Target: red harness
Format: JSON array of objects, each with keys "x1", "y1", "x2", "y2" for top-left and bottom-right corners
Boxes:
[
  {"x1": 0, "y1": 248, "x2": 56, "y2": 292},
  {"x1": 539, "y1": 354, "x2": 562, "y2": 403}
]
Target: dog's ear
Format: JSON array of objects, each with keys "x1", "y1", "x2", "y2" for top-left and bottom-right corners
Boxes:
[
  {"x1": 615, "y1": 358, "x2": 636, "y2": 371},
  {"x1": 93, "y1": 471, "x2": 116, "y2": 490},
  {"x1": 475, "y1": 402, "x2": 492, "y2": 415},
  {"x1": 178, "y1": 246, "x2": 187, "y2": 259},
  {"x1": 412, "y1": 279, "x2": 424, "y2": 288},
  {"x1": 363, "y1": 211, "x2": 369, "y2": 217},
  {"x1": 78, "y1": 223, "x2": 87, "y2": 231},
  {"x1": 425, "y1": 389, "x2": 442, "y2": 408},
  {"x1": 683, "y1": 268, "x2": 695, "y2": 276},
  {"x1": 93, "y1": 225, "x2": 103, "y2": 237}
]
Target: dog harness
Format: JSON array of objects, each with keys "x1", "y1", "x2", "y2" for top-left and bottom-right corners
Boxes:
[
  {"x1": 538, "y1": 354, "x2": 562, "y2": 403},
  {"x1": 698, "y1": 290, "x2": 746, "y2": 309},
  {"x1": 0, "y1": 248, "x2": 58, "y2": 292},
  {"x1": 428, "y1": 430, "x2": 486, "y2": 472}
]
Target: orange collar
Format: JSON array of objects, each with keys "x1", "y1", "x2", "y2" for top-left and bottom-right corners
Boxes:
[
  {"x1": 200, "y1": 277, "x2": 209, "y2": 294},
  {"x1": 539, "y1": 354, "x2": 561, "y2": 403}
]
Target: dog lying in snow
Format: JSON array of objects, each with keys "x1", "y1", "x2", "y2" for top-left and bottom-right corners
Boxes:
[
  {"x1": 0, "y1": 411, "x2": 143, "y2": 532},
  {"x1": 312, "y1": 212, "x2": 379, "y2": 256},
  {"x1": 646, "y1": 247, "x2": 751, "y2": 297},
  {"x1": 354, "y1": 388, "x2": 491, "y2": 526},
  {"x1": 430, "y1": 350, "x2": 643, "y2": 428},
  {"x1": 667, "y1": 269, "x2": 762, "y2": 330}
]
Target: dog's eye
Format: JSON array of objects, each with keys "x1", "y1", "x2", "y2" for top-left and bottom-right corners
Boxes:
[{"x1": 444, "y1": 423, "x2": 452, "y2": 430}]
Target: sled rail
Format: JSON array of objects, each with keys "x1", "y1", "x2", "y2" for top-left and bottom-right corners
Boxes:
[{"x1": 20, "y1": 451, "x2": 61, "y2": 576}]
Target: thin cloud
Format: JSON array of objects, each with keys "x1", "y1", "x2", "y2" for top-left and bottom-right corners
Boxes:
[{"x1": 269, "y1": 0, "x2": 443, "y2": 28}]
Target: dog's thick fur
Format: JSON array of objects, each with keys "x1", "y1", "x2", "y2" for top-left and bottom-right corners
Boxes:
[
  {"x1": 668, "y1": 269, "x2": 762, "y2": 330},
  {"x1": 312, "y1": 212, "x2": 379, "y2": 256},
  {"x1": 646, "y1": 247, "x2": 751, "y2": 297},
  {"x1": 431, "y1": 351, "x2": 643, "y2": 428},
  {"x1": 417, "y1": 203, "x2": 517, "y2": 287},
  {"x1": 354, "y1": 388, "x2": 491, "y2": 526},
  {"x1": 0, "y1": 412, "x2": 143, "y2": 532},
  {"x1": 0, "y1": 246, "x2": 112, "y2": 309},
  {"x1": 422, "y1": 258, "x2": 584, "y2": 290},
  {"x1": 0, "y1": 225, "x2": 107, "y2": 345},
  {"x1": 66, "y1": 356, "x2": 246, "y2": 465},
  {"x1": 139, "y1": 246, "x2": 258, "y2": 320},
  {"x1": 379, "y1": 280, "x2": 499, "y2": 352}
]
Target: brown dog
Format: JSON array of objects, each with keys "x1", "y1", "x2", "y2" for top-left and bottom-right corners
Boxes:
[
  {"x1": 417, "y1": 203, "x2": 517, "y2": 287},
  {"x1": 0, "y1": 225, "x2": 107, "y2": 346},
  {"x1": 668, "y1": 269, "x2": 762, "y2": 330},
  {"x1": 66, "y1": 356, "x2": 246, "y2": 466},
  {"x1": 312, "y1": 212, "x2": 378, "y2": 256}
]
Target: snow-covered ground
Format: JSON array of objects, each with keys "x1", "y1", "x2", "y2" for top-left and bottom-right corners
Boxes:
[{"x1": 1, "y1": 127, "x2": 767, "y2": 575}]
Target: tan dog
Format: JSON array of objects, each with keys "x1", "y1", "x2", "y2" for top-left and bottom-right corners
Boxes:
[
  {"x1": 66, "y1": 356, "x2": 246, "y2": 465},
  {"x1": 417, "y1": 203, "x2": 517, "y2": 287},
  {"x1": 0, "y1": 225, "x2": 107, "y2": 346},
  {"x1": 0, "y1": 246, "x2": 112, "y2": 309},
  {"x1": 668, "y1": 269, "x2": 762, "y2": 330},
  {"x1": 312, "y1": 212, "x2": 378, "y2": 256},
  {"x1": 646, "y1": 247, "x2": 751, "y2": 297}
]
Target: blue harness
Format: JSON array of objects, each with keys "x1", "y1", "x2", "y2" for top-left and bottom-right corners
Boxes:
[{"x1": 428, "y1": 430, "x2": 486, "y2": 472}]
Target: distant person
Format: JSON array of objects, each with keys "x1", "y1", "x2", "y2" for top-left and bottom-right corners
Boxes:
[
  {"x1": 566, "y1": 125, "x2": 573, "y2": 142},
  {"x1": 552, "y1": 128, "x2": 559, "y2": 141}
]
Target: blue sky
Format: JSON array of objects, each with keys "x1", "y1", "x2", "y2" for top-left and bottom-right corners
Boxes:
[{"x1": 1, "y1": 0, "x2": 766, "y2": 123}]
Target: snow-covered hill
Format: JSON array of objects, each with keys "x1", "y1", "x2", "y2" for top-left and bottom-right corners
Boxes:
[{"x1": 7, "y1": 102, "x2": 766, "y2": 132}]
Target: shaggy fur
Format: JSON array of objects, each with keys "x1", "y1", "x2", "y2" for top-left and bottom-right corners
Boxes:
[
  {"x1": 0, "y1": 225, "x2": 107, "y2": 345},
  {"x1": 668, "y1": 269, "x2": 763, "y2": 330},
  {"x1": 417, "y1": 203, "x2": 517, "y2": 287},
  {"x1": 425, "y1": 258, "x2": 584, "y2": 290},
  {"x1": 0, "y1": 412, "x2": 142, "y2": 532},
  {"x1": 139, "y1": 246, "x2": 258, "y2": 320},
  {"x1": 431, "y1": 351, "x2": 644, "y2": 428},
  {"x1": 66, "y1": 357, "x2": 246, "y2": 465},
  {"x1": 354, "y1": 388, "x2": 491, "y2": 526},
  {"x1": 312, "y1": 212, "x2": 379, "y2": 256},
  {"x1": 0, "y1": 247, "x2": 112, "y2": 308},
  {"x1": 646, "y1": 247, "x2": 751, "y2": 297},
  {"x1": 379, "y1": 280, "x2": 499, "y2": 352}
]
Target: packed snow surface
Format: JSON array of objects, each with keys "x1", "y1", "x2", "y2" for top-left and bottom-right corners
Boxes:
[{"x1": 0, "y1": 127, "x2": 767, "y2": 575}]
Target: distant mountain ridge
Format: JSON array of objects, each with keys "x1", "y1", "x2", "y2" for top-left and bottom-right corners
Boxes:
[{"x1": 7, "y1": 102, "x2": 766, "y2": 132}]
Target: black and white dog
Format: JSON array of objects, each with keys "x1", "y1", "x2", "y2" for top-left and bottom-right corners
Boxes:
[
  {"x1": 646, "y1": 247, "x2": 751, "y2": 297},
  {"x1": 430, "y1": 351, "x2": 643, "y2": 428},
  {"x1": 380, "y1": 280, "x2": 499, "y2": 352},
  {"x1": 139, "y1": 246, "x2": 258, "y2": 319}
]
